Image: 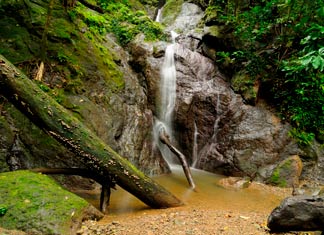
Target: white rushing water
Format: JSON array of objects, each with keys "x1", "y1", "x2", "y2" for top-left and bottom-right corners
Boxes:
[
  {"x1": 191, "y1": 121, "x2": 199, "y2": 168},
  {"x1": 154, "y1": 31, "x2": 179, "y2": 165},
  {"x1": 160, "y1": 31, "x2": 178, "y2": 135},
  {"x1": 155, "y1": 8, "x2": 162, "y2": 23}
]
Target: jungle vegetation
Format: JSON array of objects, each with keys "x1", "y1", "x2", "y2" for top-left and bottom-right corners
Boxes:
[
  {"x1": 1, "y1": 0, "x2": 323, "y2": 146},
  {"x1": 207, "y1": 0, "x2": 324, "y2": 145}
]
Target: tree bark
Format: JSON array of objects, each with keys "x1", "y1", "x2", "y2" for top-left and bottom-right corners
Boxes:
[
  {"x1": 159, "y1": 129, "x2": 196, "y2": 190},
  {"x1": 0, "y1": 55, "x2": 183, "y2": 209}
]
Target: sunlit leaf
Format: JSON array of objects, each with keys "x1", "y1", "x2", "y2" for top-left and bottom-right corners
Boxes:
[
  {"x1": 301, "y1": 35, "x2": 311, "y2": 45},
  {"x1": 319, "y1": 48, "x2": 324, "y2": 56},
  {"x1": 301, "y1": 55, "x2": 313, "y2": 67}
]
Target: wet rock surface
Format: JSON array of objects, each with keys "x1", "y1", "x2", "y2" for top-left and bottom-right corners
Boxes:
[{"x1": 268, "y1": 195, "x2": 324, "y2": 233}]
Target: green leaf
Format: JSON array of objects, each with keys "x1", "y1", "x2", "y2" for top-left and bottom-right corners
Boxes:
[
  {"x1": 312, "y1": 56, "x2": 324, "y2": 70},
  {"x1": 301, "y1": 35, "x2": 311, "y2": 45},
  {"x1": 0, "y1": 206, "x2": 7, "y2": 216},
  {"x1": 319, "y1": 48, "x2": 324, "y2": 56},
  {"x1": 301, "y1": 55, "x2": 313, "y2": 67}
]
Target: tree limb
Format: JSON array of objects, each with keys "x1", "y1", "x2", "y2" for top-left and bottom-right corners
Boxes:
[{"x1": 159, "y1": 128, "x2": 196, "y2": 190}]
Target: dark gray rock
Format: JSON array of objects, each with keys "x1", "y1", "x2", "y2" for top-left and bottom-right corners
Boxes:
[{"x1": 268, "y1": 195, "x2": 324, "y2": 232}]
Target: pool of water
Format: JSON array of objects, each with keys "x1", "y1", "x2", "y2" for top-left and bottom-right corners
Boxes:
[{"x1": 81, "y1": 165, "x2": 289, "y2": 218}]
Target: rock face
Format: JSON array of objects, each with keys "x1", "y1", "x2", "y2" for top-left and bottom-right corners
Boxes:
[
  {"x1": 0, "y1": 0, "x2": 168, "y2": 177},
  {"x1": 0, "y1": 170, "x2": 103, "y2": 235},
  {"x1": 129, "y1": 1, "x2": 305, "y2": 183},
  {"x1": 172, "y1": 41, "x2": 301, "y2": 179},
  {"x1": 267, "y1": 195, "x2": 324, "y2": 232}
]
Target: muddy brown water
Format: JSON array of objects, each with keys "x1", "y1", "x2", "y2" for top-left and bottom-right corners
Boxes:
[{"x1": 78, "y1": 165, "x2": 290, "y2": 224}]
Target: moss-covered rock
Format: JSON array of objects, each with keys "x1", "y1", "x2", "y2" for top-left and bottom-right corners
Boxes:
[
  {"x1": 231, "y1": 71, "x2": 259, "y2": 105},
  {"x1": 161, "y1": 0, "x2": 184, "y2": 26},
  {"x1": 268, "y1": 155, "x2": 303, "y2": 188},
  {"x1": 0, "y1": 0, "x2": 168, "y2": 177},
  {"x1": 0, "y1": 170, "x2": 103, "y2": 235},
  {"x1": 2, "y1": 102, "x2": 82, "y2": 171}
]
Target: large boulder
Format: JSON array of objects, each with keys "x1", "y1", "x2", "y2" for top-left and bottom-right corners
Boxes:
[
  {"x1": 0, "y1": 170, "x2": 103, "y2": 235},
  {"x1": 267, "y1": 155, "x2": 303, "y2": 188},
  {"x1": 171, "y1": 42, "x2": 301, "y2": 179},
  {"x1": 268, "y1": 195, "x2": 324, "y2": 232}
]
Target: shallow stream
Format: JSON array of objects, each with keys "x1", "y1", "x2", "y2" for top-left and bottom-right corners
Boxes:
[{"x1": 81, "y1": 166, "x2": 290, "y2": 221}]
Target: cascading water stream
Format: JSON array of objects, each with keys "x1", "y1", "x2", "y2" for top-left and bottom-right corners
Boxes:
[
  {"x1": 191, "y1": 121, "x2": 199, "y2": 168},
  {"x1": 153, "y1": 31, "x2": 179, "y2": 166},
  {"x1": 191, "y1": 93, "x2": 221, "y2": 168},
  {"x1": 155, "y1": 8, "x2": 162, "y2": 23}
]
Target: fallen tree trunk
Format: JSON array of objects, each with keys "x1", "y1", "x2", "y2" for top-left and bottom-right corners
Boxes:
[
  {"x1": 159, "y1": 129, "x2": 196, "y2": 190},
  {"x1": 0, "y1": 55, "x2": 183, "y2": 209}
]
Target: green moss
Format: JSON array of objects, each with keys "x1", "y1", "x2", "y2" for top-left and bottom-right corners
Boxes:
[
  {"x1": 269, "y1": 168, "x2": 287, "y2": 187},
  {"x1": 136, "y1": 0, "x2": 159, "y2": 6},
  {"x1": 48, "y1": 18, "x2": 76, "y2": 41},
  {"x1": 0, "y1": 17, "x2": 38, "y2": 63},
  {"x1": 0, "y1": 170, "x2": 90, "y2": 234},
  {"x1": 269, "y1": 160, "x2": 292, "y2": 187},
  {"x1": 231, "y1": 71, "x2": 257, "y2": 104},
  {"x1": 87, "y1": 1, "x2": 166, "y2": 44},
  {"x1": 161, "y1": 0, "x2": 184, "y2": 26},
  {"x1": 2, "y1": 102, "x2": 74, "y2": 162}
]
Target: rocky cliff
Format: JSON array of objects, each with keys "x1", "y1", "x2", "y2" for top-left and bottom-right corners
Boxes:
[
  {"x1": 0, "y1": 0, "x2": 168, "y2": 178},
  {"x1": 0, "y1": 0, "x2": 323, "y2": 187},
  {"x1": 128, "y1": 1, "x2": 324, "y2": 185}
]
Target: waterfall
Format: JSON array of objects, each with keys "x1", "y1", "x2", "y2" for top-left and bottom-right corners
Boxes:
[
  {"x1": 191, "y1": 121, "x2": 199, "y2": 168},
  {"x1": 155, "y1": 8, "x2": 162, "y2": 22},
  {"x1": 154, "y1": 31, "x2": 179, "y2": 166},
  {"x1": 160, "y1": 31, "x2": 178, "y2": 136}
]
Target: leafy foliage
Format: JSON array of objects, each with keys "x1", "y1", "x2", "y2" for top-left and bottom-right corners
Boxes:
[{"x1": 208, "y1": 0, "x2": 324, "y2": 144}]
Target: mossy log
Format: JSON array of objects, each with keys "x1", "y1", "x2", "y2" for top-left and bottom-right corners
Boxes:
[{"x1": 0, "y1": 54, "x2": 183, "y2": 209}]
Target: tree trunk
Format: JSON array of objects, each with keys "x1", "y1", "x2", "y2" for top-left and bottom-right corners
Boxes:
[{"x1": 0, "y1": 55, "x2": 183, "y2": 209}]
